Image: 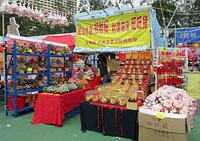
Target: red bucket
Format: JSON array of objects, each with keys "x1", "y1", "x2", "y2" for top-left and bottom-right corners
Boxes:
[{"x1": 8, "y1": 96, "x2": 26, "y2": 110}]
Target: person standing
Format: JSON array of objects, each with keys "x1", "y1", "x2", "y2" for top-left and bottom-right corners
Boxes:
[{"x1": 97, "y1": 54, "x2": 110, "y2": 84}]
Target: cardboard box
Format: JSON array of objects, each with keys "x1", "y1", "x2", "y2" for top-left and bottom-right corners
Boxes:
[
  {"x1": 139, "y1": 108, "x2": 191, "y2": 141},
  {"x1": 107, "y1": 59, "x2": 120, "y2": 72},
  {"x1": 126, "y1": 102, "x2": 138, "y2": 110}
]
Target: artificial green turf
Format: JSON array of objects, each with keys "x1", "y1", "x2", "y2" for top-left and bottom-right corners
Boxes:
[
  {"x1": 0, "y1": 107, "x2": 131, "y2": 141},
  {"x1": 0, "y1": 105, "x2": 199, "y2": 141}
]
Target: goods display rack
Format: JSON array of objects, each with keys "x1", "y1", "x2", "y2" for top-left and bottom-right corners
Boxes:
[
  {"x1": 4, "y1": 36, "x2": 73, "y2": 117},
  {"x1": 155, "y1": 47, "x2": 188, "y2": 89}
]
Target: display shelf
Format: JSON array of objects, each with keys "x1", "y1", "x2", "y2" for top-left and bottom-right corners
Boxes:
[
  {"x1": 50, "y1": 70, "x2": 71, "y2": 74},
  {"x1": 17, "y1": 106, "x2": 34, "y2": 113},
  {"x1": 8, "y1": 52, "x2": 47, "y2": 57},
  {"x1": 155, "y1": 47, "x2": 188, "y2": 89},
  {"x1": 121, "y1": 64, "x2": 151, "y2": 66},
  {"x1": 5, "y1": 38, "x2": 73, "y2": 117},
  {"x1": 8, "y1": 88, "x2": 43, "y2": 95},
  {"x1": 7, "y1": 106, "x2": 34, "y2": 118},
  {"x1": 16, "y1": 88, "x2": 43, "y2": 95},
  {"x1": 117, "y1": 72, "x2": 149, "y2": 75},
  {"x1": 7, "y1": 72, "x2": 48, "y2": 76},
  {"x1": 50, "y1": 54, "x2": 72, "y2": 58}
]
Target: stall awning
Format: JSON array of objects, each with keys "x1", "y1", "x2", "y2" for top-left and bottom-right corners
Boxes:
[{"x1": 43, "y1": 35, "x2": 75, "y2": 51}]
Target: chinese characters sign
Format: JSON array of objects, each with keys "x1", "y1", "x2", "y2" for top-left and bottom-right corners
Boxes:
[
  {"x1": 188, "y1": 73, "x2": 200, "y2": 99},
  {"x1": 76, "y1": 10, "x2": 150, "y2": 49},
  {"x1": 176, "y1": 28, "x2": 200, "y2": 44}
]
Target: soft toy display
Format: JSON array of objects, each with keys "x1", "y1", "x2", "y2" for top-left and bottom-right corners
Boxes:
[{"x1": 142, "y1": 85, "x2": 197, "y2": 116}]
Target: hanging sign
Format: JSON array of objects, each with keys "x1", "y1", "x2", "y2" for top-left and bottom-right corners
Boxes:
[
  {"x1": 187, "y1": 73, "x2": 200, "y2": 99},
  {"x1": 176, "y1": 28, "x2": 200, "y2": 44},
  {"x1": 76, "y1": 10, "x2": 150, "y2": 49}
]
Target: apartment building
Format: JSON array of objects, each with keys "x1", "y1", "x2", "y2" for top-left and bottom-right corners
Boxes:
[{"x1": 9, "y1": 0, "x2": 77, "y2": 16}]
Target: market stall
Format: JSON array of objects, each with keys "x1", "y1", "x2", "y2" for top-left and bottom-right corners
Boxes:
[
  {"x1": 74, "y1": 5, "x2": 164, "y2": 139},
  {"x1": 4, "y1": 34, "x2": 74, "y2": 117},
  {"x1": 4, "y1": 35, "x2": 100, "y2": 121},
  {"x1": 175, "y1": 27, "x2": 200, "y2": 100}
]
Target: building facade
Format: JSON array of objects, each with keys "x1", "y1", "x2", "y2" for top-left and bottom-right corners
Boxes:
[{"x1": 9, "y1": 0, "x2": 77, "y2": 16}]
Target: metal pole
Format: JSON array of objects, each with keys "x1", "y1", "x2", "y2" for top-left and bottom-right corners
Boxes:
[
  {"x1": 2, "y1": 12, "x2": 4, "y2": 37},
  {"x1": 2, "y1": 12, "x2": 6, "y2": 95},
  {"x1": 2, "y1": 11, "x2": 7, "y2": 114}
]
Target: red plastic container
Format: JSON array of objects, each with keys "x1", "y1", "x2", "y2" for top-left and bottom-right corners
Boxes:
[
  {"x1": 119, "y1": 53, "x2": 126, "y2": 61},
  {"x1": 8, "y1": 96, "x2": 26, "y2": 110},
  {"x1": 89, "y1": 76, "x2": 101, "y2": 88},
  {"x1": 73, "y1": 54, "x2": 78, "y2": 61}
]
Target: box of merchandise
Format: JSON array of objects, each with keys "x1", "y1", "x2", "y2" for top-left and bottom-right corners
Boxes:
[{"x1": 138, "y1": 108, "x2": 191, "y2": 141}]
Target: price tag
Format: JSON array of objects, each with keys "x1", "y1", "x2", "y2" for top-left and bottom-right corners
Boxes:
[
  {"x1": 156, "y1": 112, "x2": 165, "y2": 120},
  {"x1": 162, "y1": 47, "x2": 167, "y2": 52},
  {"x1": 27, "y1": 67, "x2": 33, "y2": 72},
  {"x1": 28, "y1": 49, "x2": 32, "y2": 53}
]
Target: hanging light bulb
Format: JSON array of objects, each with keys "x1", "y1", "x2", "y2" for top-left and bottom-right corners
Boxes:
[
  {"x1": 1, "y1": 0, "x2": 11, "y2": 14},
  {"x1": 10, "y1": 0, "x2": 19, "y2": 14},
  {"x1": 26, "y1": 4, "x2": 32, "y2": 18},
  {"x1": 18, "y1": 2, "x2": 27, "y2": 17},
  {"x1": 33, "y1": 6, "x2": 40, "y2": 21},
  {"x1": 30, "y1": 6, "x2": 35, "y2": 20}
]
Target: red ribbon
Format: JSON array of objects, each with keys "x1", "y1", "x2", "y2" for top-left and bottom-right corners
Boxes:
[{"x1": 91, "y1": 102, "x2": 126, "y2": 135}]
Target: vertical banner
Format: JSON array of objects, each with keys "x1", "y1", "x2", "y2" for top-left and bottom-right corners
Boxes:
[
  {"x1": 76, "y1": 10, "x2": 150, "y2": 49},
  {"x1": 188, "y1": 73, "x2": 200, "y2": 99}
]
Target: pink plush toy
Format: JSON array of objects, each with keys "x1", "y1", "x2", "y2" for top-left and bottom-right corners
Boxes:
[{"x1": 141, "y1": 85, "x2": 197, "y2": 117}]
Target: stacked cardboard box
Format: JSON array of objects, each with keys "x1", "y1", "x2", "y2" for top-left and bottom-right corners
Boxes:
[{"x1": 139, "y1": 108, "x2": 191, "y2": 141}]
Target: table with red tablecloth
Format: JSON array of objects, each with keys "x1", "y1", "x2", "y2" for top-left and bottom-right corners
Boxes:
[
  {"x1": 32, "y1": 76, "x2": 100, "y2": 126},
  {"x1": 32, "y1": 88, "x2": 90, "y2": 126}
]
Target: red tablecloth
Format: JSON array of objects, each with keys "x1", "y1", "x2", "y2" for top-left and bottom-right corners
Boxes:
[{"x1": 32, "y1": 89, "x2": 90, "y2": 126}]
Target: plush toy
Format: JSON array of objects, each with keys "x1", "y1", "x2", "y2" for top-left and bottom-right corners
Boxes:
[
  {"x1": 50, "y1": 59, "x2": 57, "y2": 71},
  {"x1": 50, "y1": 45, "x2": 56, "y2": 54},
  {"x1": 35, "y1": 43, "x2": 43, "y2": 54},
  {"x1": 29, "y1": 42, "x2": 35, "y2": 53},
  {"x1": 56, "y1": 47, "x2": 63, "y2": 56},
  {"x1": 16, "y1": 58, "x2": 26, "y2": 74},
  {"x1": 57, "y1": 59, "x2": 64, "y2": 71},
  {"x1": 141, "y1": 85, "x2": 197, "y2": 116},
  {"x1": 23, "y1": 42, "x2": 30, "y2": 53},
  {"x1": 63, "y1": 46, "x2": 70, "y2": 55},
  {"x1": 16, "y1": 41, "x2": 23, "y2": 52},
  {"x1": 80, "y1": 78, "x2": 88, "y2": 89}
]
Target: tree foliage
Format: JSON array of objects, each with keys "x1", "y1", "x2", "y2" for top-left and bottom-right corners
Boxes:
[
  {"x1": 152, "y1": 0, "x2": 200, "y2": 29},
  {"x1": 0, "y1": 0, "x2": 76, "y2": 37},
  {"x1": 0, "y1": 12, "x2": 75, "y2": 37}
]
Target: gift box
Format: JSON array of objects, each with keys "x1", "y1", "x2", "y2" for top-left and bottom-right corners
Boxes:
[{"x1": 119, "y1": 53, "x2": 126, "y2": 61}]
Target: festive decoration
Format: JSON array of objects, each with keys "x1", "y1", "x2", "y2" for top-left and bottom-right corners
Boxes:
[
  {"x1": 155, "y1": 47, "x2": 188, "y2": 88},
  {"x1": 0, "y1": 0, "x2": 68, "y2": 26},
  {"x1": 85, "y1": 84, "x2": 143, "y2": 106},
  {"x1": 112, "y1": 52, "x2": 153, "y2": 97}
]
